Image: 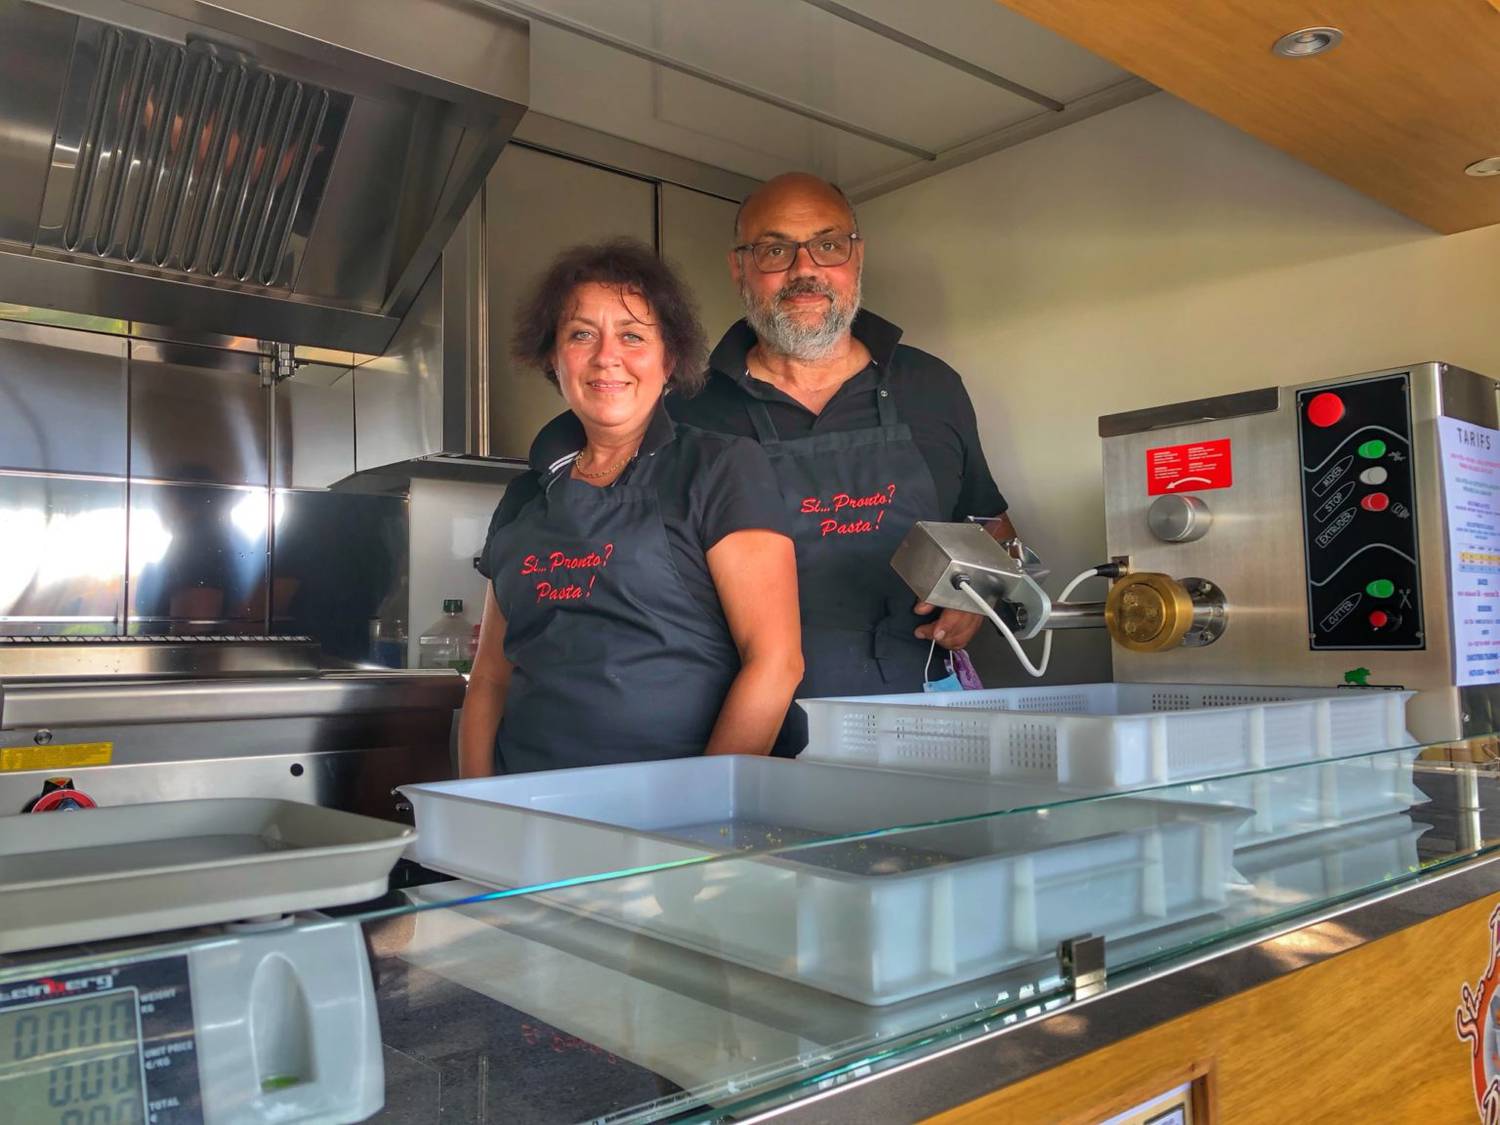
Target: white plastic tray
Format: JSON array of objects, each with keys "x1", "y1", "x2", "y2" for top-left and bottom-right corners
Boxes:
[
  {"x1": 0, "y1": 798, "x2": 413, "y2": 953},
  {"x1": 1162, "y1": 748, "x2": 1425, "y2": 846},
  {"x1": 798, "y1": 682, "x2": 1415, "y2": 788},
  {"x1": 400, "y1": 757, "x2": 1246, "y2": 1005},
  {"x1": 1232, "y1": 814, "x2": 1429, "y2": 901}
]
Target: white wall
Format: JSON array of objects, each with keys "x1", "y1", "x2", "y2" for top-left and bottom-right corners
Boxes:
[
  {"x1": 407, "y1": 478, "x2": 502, "y2": 663},
  {"x1": 858, "y1": 92, "x2": 1500, "y2": 684}
]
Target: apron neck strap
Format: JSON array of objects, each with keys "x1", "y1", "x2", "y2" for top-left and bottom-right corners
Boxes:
[{"x1": 746, "y1": 397, "x2": 780, "y2": 444}]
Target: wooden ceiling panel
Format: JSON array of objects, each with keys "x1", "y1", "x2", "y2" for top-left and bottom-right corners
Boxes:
[{"x1": 993, "y1": 1, "x2": 1500, "y2": 233}]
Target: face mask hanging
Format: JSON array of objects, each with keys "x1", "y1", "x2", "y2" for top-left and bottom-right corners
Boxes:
[{"x1": 922, "y1": 640, "x2": 983, "y2": 693}]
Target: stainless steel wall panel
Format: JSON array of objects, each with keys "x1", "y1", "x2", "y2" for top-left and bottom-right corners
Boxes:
[
  {"x1": 127, "y1": 481, "x2": 269, "y2": 630},
  {"x1": 128, "y1": 340, "x2": 268, "y2": 486},
  {"x1": 659, "y1": 182, "x2": 743, "y2": 344},
  {"x1": 271, "y1": 489, "x2": 408, "y2": 662},
  {"x1": 0, "y1": 473, "x2": 126, "y2": 634},
  {"x1": 272, "y1": 363, "x2": 355, "y2": 488},
  {"x1": 0, "y1": 3, "x2": 75, "y2": 245},
  {"x1": 0, "y1": 320, "x2": 127, "y2": 475}
]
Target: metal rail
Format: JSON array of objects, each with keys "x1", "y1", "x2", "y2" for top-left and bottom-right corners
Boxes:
[
  {"x1": 797, "y1": 0, "x2": 1063, "y2": 111},
  {"x1": 472, "y1": 0, "x2": 937, "y2": 161}
]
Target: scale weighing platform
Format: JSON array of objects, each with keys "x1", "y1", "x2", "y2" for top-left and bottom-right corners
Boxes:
[{"x1": 0, "y1": 918, "x2": 381, "y2": 1125}]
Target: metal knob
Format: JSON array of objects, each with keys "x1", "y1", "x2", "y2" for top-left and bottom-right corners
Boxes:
[{"x1": 1147, "y1": 494, "x2": 1212, "y2": 543}]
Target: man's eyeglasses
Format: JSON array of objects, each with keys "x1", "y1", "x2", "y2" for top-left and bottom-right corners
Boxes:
[{"x1": 733, "y1": 232, "x2": 861, "y2": 273}]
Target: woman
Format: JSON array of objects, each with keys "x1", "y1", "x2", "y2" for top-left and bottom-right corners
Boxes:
[{"x1": 457, "y1": 240, "x2": 803, "y2": 776}]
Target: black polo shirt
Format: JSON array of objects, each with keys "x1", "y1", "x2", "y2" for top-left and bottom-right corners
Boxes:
[
  {"x1": 479, "y1": 399, "x2": 790, "y2": 621},
  {"x1": 667, "y1": 310, "x2": 1006, "y2": 523}
]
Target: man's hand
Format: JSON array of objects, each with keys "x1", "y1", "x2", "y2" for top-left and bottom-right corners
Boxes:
[
  {"x1": 912, "y1": 514, "x2": 1020, "y2": 651},
  {"x1": 913, "y1": 601, "x2": 985, "y2": 651}
]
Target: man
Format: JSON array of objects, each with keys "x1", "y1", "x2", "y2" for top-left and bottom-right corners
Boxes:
[{"x1": 668, "y1": 172, "x2": 1018, "y2": 753}]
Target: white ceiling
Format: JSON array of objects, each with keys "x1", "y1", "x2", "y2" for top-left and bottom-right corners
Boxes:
[{"x1": 488, "y1": 0, "x2": 1141, "y2": 195}]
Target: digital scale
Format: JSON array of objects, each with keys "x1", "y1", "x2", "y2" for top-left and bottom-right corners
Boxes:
[{"x1": 0, "y1": 918, "x2": 382, "y2": 1125}]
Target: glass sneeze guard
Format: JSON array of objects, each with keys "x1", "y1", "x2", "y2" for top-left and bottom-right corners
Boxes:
[{"x1": 4, "y1": 732, "x2": 1500, "y2": 1123}]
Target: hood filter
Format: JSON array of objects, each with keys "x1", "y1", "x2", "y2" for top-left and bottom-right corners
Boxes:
[{"x1": 55, "y1": 26, "x2": 347, "y2": 290}]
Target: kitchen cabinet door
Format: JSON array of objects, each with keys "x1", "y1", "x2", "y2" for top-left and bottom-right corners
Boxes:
[
  {"x1": 484, "y1": 147, "x2": 655, "y2": 459},
  {"x1": 658, "y1": 183, "x2": 743, "y2": 353}
]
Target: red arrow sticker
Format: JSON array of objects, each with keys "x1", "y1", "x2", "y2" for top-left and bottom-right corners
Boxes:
[{"x1": 1146, "y1": 438, "x2": 1233, "y2": 496}]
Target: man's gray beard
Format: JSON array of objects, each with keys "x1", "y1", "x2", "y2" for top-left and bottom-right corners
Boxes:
[{"x1": 741, "y1": 275, "x2": 861, "y2": 361}]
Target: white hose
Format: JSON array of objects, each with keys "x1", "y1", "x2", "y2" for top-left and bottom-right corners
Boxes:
[
  {"x1": 958, "y1": 580, "x2": 1052, "y2": 678},
  {"x1": 956, "y1": 566, "x2": 1112, "y2": 680},
  {"x1": 1058, "y1": 565, "x2": 1110, "y2": 606}
]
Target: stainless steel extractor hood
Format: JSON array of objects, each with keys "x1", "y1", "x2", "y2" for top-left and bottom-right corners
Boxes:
[
  {"x1": 340, "y1": 200, "x2": 530, "y2": 486},
  {"x1": 0, "y1": 0, "x2": 528, "y2": 353}
]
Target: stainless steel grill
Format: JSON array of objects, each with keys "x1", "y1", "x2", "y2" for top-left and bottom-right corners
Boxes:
[
  {"x1": 0, "y1": 634, "x2": 463, "y2": 818},
  {"x1": 50, "y1": 25, "x2": 347, "y2": 288}
]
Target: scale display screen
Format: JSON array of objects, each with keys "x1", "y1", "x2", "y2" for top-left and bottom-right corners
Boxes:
[{"x1": 0, "y1": 989, "x2": 147, "y2": 1125}]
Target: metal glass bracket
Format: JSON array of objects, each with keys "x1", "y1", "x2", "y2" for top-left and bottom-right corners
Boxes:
[{"x1": 1058, "y1": 934, "x2": 1107, "y2": 1001}]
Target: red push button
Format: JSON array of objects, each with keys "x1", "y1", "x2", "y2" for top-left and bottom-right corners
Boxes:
[
  {"x1": 1307, "y1": 392, "x2": 1345, "y2": 428},
  {"x1": 1368, "y1": 610, "x2": 1389, "y2": 629},
  {"x1": 1360, "y1": 492, "x2": 1390, "y2": 512}
]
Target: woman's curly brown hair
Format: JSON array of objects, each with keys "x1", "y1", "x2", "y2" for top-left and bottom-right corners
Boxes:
[{"x1": 510, "y1": 238, "x2": 709, "y2": 397}]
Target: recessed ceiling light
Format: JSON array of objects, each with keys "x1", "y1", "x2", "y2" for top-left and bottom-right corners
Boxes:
[
  {"x1": 1272, "y1": 27, "x2": 1344, "y2": 57},
  {"x1": 1465, "y1": 157, "x2": 1500, "y2": 178}
]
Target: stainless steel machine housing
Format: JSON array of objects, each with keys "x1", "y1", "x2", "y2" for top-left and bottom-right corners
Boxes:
[{"x1": 1101, "y1": 361, "x2": 1500, "y2": 741}]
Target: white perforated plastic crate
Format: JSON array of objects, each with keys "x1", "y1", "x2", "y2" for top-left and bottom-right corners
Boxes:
[{"x1": 799, "y1": 683, "x2": 1414, "y2": 790}]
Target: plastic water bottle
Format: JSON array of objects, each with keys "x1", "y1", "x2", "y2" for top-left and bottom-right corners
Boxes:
[{"x1": 418, "y1": 598, "x2": 473, "y2": 670}]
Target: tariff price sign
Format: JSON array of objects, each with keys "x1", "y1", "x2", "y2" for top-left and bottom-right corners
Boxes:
[{"x1": 1146, "y1": 438, "x2": 1233, "y2": 495}]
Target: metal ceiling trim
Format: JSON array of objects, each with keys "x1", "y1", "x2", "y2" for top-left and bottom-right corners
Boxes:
[
  {"x1": 512, "y1": 113, "x2": 760, "y2": 204},
  {"x1": 796, "y1": 0, "x2": 1064, "y2": 112},
  {"x1": 846, "y1": 77, "x2": 1157, "y2": 202},
  {"x1": 473, "y1": 0, "x2": 938, "y2": 162}
]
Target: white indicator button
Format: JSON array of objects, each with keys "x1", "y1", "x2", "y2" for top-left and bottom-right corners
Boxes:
[{"x1": 1359, "y1": 466, "x2": 1389, "y2": 486}]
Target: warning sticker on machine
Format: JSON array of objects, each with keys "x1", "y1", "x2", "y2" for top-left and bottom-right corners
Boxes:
[
  {"x1": 1146, "y1": 438, "x2": 1233, "y2": 495},
  {"x1": 0, "y1": 742, "x2": 112, "y2": 772}
]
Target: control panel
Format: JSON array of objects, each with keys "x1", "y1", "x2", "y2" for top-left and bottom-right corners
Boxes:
[{"x1": 1296, "y1": 373, "x2": 1423, "y2": 650}]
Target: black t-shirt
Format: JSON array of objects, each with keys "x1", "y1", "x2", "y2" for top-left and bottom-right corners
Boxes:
[
  {"x1": 479, "y1": 400, "x2": 790, "y2": 622},
  {"x1": 668, "y1": 310, "x2": 1007, "y2": 522}
]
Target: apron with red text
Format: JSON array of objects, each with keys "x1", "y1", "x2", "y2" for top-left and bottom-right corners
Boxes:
[
  {"x1": 489, "y1": 465, "x2": 739, "y2": 773},
  {"x1": 746, "y1": 370, "x2": 944, "y2": 755}
]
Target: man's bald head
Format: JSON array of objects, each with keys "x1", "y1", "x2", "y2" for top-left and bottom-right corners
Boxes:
[
  {"x1": 733, "y1": 172, "x2": 858, "y2": 243},
  {"x1": 730, "y1": 172, "x2": 863, "y2": 362}
]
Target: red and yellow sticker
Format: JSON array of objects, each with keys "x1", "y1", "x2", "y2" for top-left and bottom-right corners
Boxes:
[{"x1": 0, "y1": 742, "x2": 113, "y2": 772}]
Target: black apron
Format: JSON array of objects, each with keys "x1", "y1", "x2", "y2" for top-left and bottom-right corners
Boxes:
[
  {"x1": 489, "y1": 460, "x2": 739, "y2": 773},
  {"x1": 746, "y1": 370, "x2": 944, "y2": 755}
]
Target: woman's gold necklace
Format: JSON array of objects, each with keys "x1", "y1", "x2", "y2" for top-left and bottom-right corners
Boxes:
[{"x1": 574, "y1": 446, "x2": 636, "y2": 480}]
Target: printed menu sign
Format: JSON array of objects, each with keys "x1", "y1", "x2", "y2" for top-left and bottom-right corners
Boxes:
[{"x1": 1438, "y1": 417, "x2": 1500, "y2": 685}]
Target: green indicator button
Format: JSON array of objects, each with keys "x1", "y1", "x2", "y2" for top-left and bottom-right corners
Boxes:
[
  {"x1": 1366, "y1": 579, "x2": 1395, "y2": 599},
  {"x1": 1357, "y1": 438, "x2": 1387, "y2": 459}
]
